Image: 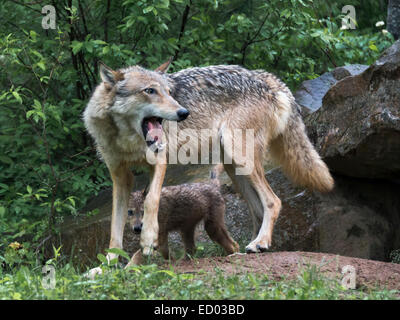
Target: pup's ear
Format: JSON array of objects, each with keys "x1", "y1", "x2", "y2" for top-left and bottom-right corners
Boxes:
[
  {"x1": 155, "y1": 57, "x2": 173, "y2": 73},
  {"x1": 99, "y1": 61, "x2": 124, "y2": 85},
  {"x1": 142, "y1": 183, "x2": 149, "y2": 197}
]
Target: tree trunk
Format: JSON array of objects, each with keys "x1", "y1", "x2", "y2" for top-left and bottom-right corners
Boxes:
[{"x1": 388, "y1": 0, "x2": 400, "y2": 39}]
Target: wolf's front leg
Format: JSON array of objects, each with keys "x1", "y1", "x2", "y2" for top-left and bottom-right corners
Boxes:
[
  {"x1": 86, "y1": 165, "x2": 133, "y2": 278},
  {"x1": 141, "y1": 163, "x2": 166, "y2": 256},
  {"x1": 107, "y1": 165, "x2": 133, "y2": 262}
]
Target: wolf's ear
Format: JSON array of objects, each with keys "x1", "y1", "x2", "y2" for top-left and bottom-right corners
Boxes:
[
  {"x1": 155, "y1": 57, "x2": 173, "y2": 73},
  {"x1": 99, "y1": 61, "x2": 124, "y2": 85}
]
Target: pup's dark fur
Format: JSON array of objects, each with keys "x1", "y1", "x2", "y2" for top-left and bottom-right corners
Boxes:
[{"x1": 127, "y1": 171, "x2": 239, "y2": 259}]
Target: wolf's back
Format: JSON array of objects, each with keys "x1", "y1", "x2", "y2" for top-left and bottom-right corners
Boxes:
[{"x1": 269, "y1": 106, "x2": 334, "y2": 193}]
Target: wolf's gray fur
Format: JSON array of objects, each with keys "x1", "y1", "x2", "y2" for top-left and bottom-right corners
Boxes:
[{"x1": 84, "y1": 61, "x2": 333, "y2": 268}]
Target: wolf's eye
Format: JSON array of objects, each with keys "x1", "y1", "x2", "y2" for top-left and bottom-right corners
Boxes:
[
  {"x1": 128, "y1": 210, "x2": 134, "y2": 216},
  {"x1": 144, "y1": 88, "x2": 157, "y2": 95}
]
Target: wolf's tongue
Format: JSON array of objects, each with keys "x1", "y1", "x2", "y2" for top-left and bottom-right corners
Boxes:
[{"x1": 147, "y1": 118, "x2": 162, "y2": 142}]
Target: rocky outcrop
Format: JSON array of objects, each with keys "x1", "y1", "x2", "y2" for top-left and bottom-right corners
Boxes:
[
  {"x1": 294, "y1": 64, "x2": 368, "y2": 115},
  {"x1": 305, "y1": 40, "x2": 400, "y2": 179}
]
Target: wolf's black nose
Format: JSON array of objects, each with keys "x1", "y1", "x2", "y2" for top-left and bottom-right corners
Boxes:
[{"x1": 177, "y1": 108, "x2": 190, "y2": 121}]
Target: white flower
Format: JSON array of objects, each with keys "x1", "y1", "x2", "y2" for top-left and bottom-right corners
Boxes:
[
  {"x1": 382, "y1": 29, "x2": 388, "y2": 34},
  {"x1": 376, "y1": 21, "x2": 385, "y2": 27}
]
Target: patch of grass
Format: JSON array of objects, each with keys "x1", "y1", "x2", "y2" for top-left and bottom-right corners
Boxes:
[
  {"x1": 1, "y1": 242, "x2": 398, "y2": 300},
  {"x1": 1, "y1": 261, "x2": 398, "y2": 300},
  {"x1": 0, "y1": 244, "x2": 398, "y2": 300}
]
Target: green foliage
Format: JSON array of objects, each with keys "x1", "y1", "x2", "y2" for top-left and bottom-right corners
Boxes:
[
  {"x1": 0, "y1": 0, "x2": 395, "y2": 275},
  {"x1": 0, "y1": 250, "x2": 398, "y2": 299}
]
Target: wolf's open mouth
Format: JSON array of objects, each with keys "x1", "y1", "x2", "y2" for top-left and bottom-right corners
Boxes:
[{"x1": 141, "y1": 117, "x2": 163, "y2": 147}]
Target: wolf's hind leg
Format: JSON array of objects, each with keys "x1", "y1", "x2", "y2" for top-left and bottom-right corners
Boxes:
[
  {"x1": 224, "y1": 163, "x2": 281, "y2": 253},
  {"x1": 219, "y1": 126, "x2": 281, "y2": 253}
]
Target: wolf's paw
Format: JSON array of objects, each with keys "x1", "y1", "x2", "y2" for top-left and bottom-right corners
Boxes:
[
  {"x1": 140, "y1": 226, "x2": 159, "y2": 256},
  {"x1": 245, "y1": 240, "x2": 269, "y2": 253},
  {"x1": 142, "y1": 245, "x2": 157, "y2": 256},
  {"x1": 227, "y1": 252, "x2": 246, "y2": 258},
  {"x1": 106, "y1": 252, "x2": 118, "y2": 263},
  {"x1": 85, "y1": 267, "x2": 103, "y2": 280},
  {"x1": 233, "y1": 241, "x2": 240, "y2": 253}
]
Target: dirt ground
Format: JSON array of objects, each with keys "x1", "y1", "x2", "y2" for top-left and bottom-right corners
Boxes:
[{"x1": 168, "y1": 251, "x2": 400, "y2": 291}]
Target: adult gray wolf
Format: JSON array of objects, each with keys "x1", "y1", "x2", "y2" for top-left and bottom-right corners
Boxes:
[{"x1": 83, "y1": 60, "x2": 333, "y2": 267}]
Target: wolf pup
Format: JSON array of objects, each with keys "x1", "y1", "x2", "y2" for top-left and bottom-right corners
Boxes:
[
  {"x1": 127, "y1": 166, "x2": 239, "y2": 260},
  {"x1": 84, "y1": 60, "x2": 333, "y2": 268}
]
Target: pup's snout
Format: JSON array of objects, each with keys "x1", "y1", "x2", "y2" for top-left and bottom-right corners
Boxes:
[
  {"x1": 133, "y1": 223, "x2": 143, "y2": 234},
  {"x1": 177, "y1": 108, "x2": 190, "y2": 121}
]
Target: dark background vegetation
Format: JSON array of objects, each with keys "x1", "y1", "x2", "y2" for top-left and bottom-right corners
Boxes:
[{"x1": 0, "y1": 0, "x2": 394, "y2": 267}]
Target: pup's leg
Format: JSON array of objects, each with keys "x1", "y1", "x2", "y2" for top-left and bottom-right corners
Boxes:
[
  {"x1": 158, "y1": 231, "x2": 170, "y2": 260},
  {"x1": 204, "y1": 200, "x2": 239, "y2": 254},
  {"x1": 181, "y1": 225, "x2": 196, "y2": 258},
  {"x1": 141, "y1": 163, "x2": 166, "y2": 256},
  {"x1": 108, "y1": 165, "x2": 134, "y2": 262},
  {"x1": 125, "y1": 249, "x2": 143, "y2": 268}
]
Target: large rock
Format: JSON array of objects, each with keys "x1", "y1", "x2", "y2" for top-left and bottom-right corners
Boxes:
[
  {"x1": 294, "y1": 64, "x2": 368, "y2": 114},
  {"x1": 305, "y1": 40, "x2": 400, "y2": 179}
]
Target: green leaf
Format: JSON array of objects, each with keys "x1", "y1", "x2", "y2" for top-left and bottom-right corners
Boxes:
[
  {"x1": 33, "y1": 99, "x2": 42, "y2": 110},
  {"x1": 0, "y1": 156, "x2": 13, "y2": 164},
  {"x1": 157, "y1": 270, "x2": 177, "y2": 277},
  {"x1": 37, "y1": 61, "x2": 46, "y2": 71},
  {"x1": 369, "y1": 44, "x2": 378, "y2": 51},
  {"x1": 12, "y1": 91, "x2": 22, "y2": 104},
  {"x1": 93, "y1": 40, "x2": 107, "y2": 45},
  {"x1": 85, "y1": 42, "x2": 94, "y2": 53},
  {"x1": 71, "y1": 41, "x2": 83, "y2": 55},
  {"x1": 97, "y1": 253, "x2": 107, "y2": 264},
  {"x1": 102, "y1": 46, "x2": 110, "y2": 55},
  {"x1": 143, "y1": 6, "x2": 154, "y2": 14},
  {"x1": 26, "y1": 110, "x2": 35, "y2": 119}
]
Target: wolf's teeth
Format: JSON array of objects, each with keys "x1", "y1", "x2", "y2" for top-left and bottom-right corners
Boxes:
[{"x1": 155, "y1": 141, "x2": 166, "y2": 151}]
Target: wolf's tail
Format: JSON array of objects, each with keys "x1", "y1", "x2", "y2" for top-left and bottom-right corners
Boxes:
[{"x1": 269, "y1": 106, "x2": 334, "y2": 193}]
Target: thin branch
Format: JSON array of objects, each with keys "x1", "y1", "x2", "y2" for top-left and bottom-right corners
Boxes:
[
  {"x1": 173, "y1": 0, "x2": 192, "y2": 61},
  {"x1": 8, "y1": 0, "x2": 42, "y2": 13},
  {"x1": 58, "y1": 160, "x2": 95, "y2": 184},
  {"x1": 104, "y1": 0, "x2": 111, "y2": 42},
  {"x1": 240, "y1": 13, "x2": 288, "y2": 65}
]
